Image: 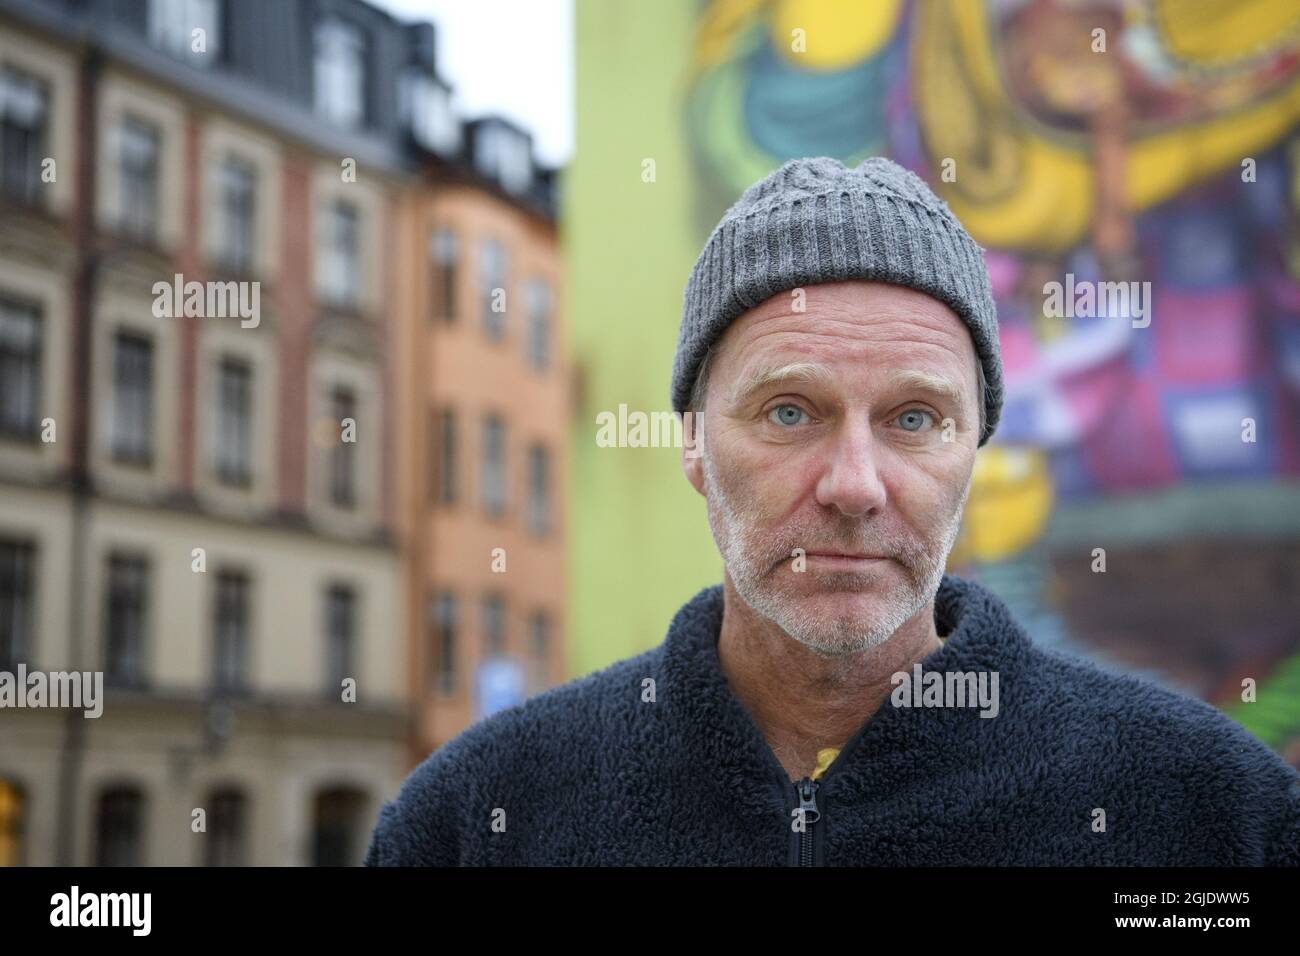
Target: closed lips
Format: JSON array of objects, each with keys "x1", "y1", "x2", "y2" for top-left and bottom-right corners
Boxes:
[{"x1": 806, "y1": 552, "x2": 887, "y2": 559}]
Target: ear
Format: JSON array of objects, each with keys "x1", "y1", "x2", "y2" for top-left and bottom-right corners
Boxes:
[{"x1": 680, "y1": 411, "x2": 705, "y2": 496}]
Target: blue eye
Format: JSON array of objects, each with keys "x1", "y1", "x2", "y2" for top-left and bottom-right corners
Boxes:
[
  {"x1": 896, "y1": 409, "x2": 933, "y2": 432},
  {"x1": 768, "y1": 404, "x2": 807, "y2": 427}
]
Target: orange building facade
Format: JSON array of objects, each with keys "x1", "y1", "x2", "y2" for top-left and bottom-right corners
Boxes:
[{"x1": 395, "y1": 146, "x2": 568, "y2": 760}]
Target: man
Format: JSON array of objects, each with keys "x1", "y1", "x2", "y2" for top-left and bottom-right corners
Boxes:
[{"x1": 365, "y1": 157, "x2": 1299, "y2": 866}]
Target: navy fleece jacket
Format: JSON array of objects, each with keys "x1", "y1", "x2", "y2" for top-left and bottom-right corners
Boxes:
[{"x1": 364, "y1": 574, "x2": 1300, "y2": 866}]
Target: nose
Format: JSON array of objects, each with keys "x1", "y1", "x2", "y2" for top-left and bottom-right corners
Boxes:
[{"x1": 814, "y1": 413, "x2": 887, "y2": 518}]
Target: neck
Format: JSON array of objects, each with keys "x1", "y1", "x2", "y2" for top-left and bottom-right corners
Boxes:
[{"x1": 716, "y1": 574, "x2": 945, "y2": 782}]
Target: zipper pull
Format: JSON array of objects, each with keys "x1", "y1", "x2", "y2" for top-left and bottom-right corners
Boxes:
[{"x1": 796, "y1": 777, "x2": 820, "y2": 826}]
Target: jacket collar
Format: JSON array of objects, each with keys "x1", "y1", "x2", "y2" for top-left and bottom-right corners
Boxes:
[{"x1": 658, "y1": 573, "x2": 1034, "y2": 815}]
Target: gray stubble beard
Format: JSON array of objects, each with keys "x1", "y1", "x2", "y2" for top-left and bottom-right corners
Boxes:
[{"x1": 701, "y1": 439, "x2": 970, "y2": 656}]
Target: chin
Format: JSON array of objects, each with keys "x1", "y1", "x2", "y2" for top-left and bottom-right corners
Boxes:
[
  {"x1": 780, "y1": 610, "x2": 896, "y2": 656},
  {"x1": 795, "y1": 587, "x2": 896, "y2": 625},
  {"x1": 756, "y1": 582, "x2": 904, "y2": 649}
]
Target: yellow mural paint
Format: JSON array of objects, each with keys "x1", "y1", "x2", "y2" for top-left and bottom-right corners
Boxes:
[
  {"x1": 770, "y1": 0, "x2": 902, "y2": 69},
  {"x1": 915, "y1": 0, "x2": 1300, "y2": 252},
  {"x1": 956, "y1": 448, "x2": 1055, "y2": 564},
  {"x1": 1154, "y1": 0, "x2": 1300, "y2": 67},
  {"x1": 689, "y1": 0, "x2": 769, "y2": 77}
]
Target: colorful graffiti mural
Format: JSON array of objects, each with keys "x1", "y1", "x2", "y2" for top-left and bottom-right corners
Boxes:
[{"x1": 675, "y1": 0, "x2": 1300, "y2": 752}]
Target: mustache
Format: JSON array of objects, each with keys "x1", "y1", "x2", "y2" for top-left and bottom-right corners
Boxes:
[{"x1": 703, "y1": 462, "x2": 922, "y2": 570}]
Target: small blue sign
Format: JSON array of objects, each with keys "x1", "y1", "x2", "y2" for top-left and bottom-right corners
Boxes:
[{"x1": 476, "y1": 657, "x2": 525, "y2": 720}]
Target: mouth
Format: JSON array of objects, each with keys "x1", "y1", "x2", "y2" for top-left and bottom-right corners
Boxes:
[{"x1": 802, "y1": 551, "x2": 890, "y2": 567}]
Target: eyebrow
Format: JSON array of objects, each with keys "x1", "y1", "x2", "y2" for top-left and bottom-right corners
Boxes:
[
  {"x1": 889, "y1": 369, "x2": 965, "y2": 407},
  {"x1": 729, "y1": 362, "x2": 835, "y2": 407},
  {"x1": 729, "y1": 362, "x2": 965, "y2": 411}
]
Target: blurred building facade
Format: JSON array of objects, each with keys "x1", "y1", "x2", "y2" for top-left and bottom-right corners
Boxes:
[
  {"x1": 393, "y1": 117, "x2": 567, "y2": 757},
  {"x1": 0, "y1": 0, "x2": 565, "y2": 866}
]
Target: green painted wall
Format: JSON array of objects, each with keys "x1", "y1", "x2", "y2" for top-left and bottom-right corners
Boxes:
[{"x1": 565, "y1": 0, "x2": 722, "y2": 677}]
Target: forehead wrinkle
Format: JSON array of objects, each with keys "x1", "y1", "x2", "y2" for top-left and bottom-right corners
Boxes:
[
  {"x1": 715, "y1": 297, "x2": 979, "y2": 407},
  {"x1": 728, "y1": 308, "x2": 971, "y2": 360}
]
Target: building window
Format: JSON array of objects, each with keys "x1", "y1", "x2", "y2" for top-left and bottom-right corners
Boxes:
[
  {"x1": 204, "y1": 787, "x2": 245, "y2": 866},
  {"x1": 480, "y1": 239, "x2": 507, "y2": 339},
  {"x1": 218, "y1": 155, "x2": 256, "y2": 273},
  {"x1": 0, "y1": 295, "x2": 40, "y2": 439},
  {"x1": 0, "y1": 540, "x2": 35, "y2": 671},
  {"x1": 148, "y1": 0, "x2": 222, "y2": 66},
  {"x1": 481, "y1": 414, "x2": 506, "y2": 517},
  {"x1": 430, "y1": 229, "x2": 457, "y2": 323},
  {"x1": 329, "y1": 386, "x2": 356, "y2": 508},
  {"x1": 473, "y1": 122, "x2": 532, "y2": 195},
  {"x1": 402, "y1": 70, "x2": 458, "y2": 155},
  {"x1": 314, "y1": 18, "x2": 365, "y2": 128},
  {"x1": 215, "y1": 357, "x2": 252, "y2": 487},
  {"x1": 118, "y1": 117, "x2": 160, "y2": 240},
  {"x1": 95, "y1": 786, "x2": 144, "y2": 867},
  {"x1": 324, "y1": 584, "x2": 355, "y2": 695},
  {"x1": 105, "y1": 554, "x2": 147, "y2": 687},
  {"x1": 212, "y1": 570, "x2": 248, "y2": 694},
  {"x1": 321, "y1": 200, "x2": 360, "y2": 308},
  {"x1": 311, "y1": 786, "x2": 365, "y2": 866},
  {"x1": 481, "y1": 593, "x2": 506, "y2": 659},
  {"x1": 0, "y1": 778, "x2": 24, "y2": 867},
  {"x1": 111, "y1": 331, "x2": 154, "y2": 466},
  {"x1": 431, "y1": 591, "x2": 457, "y2": 694},
  {"x1": 433, "y1": 408, "x2": 457, "y2": 505},
  {"x1": 0, "y1": 66, "x2": 48, "y2": 204},
  {"x1": 526, "y1": 278, "x2": 551, "y2": 370},
  {"x1": 527, "y1": 444, "x2": 551, "y2": 535},
  {"x1": 527, "y1": 611, "x2": 550, "y2": 695}
]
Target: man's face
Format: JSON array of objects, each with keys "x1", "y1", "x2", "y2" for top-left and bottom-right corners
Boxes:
[{"x1": 683, "y1": 280, "x2": 980, "y2": 656}]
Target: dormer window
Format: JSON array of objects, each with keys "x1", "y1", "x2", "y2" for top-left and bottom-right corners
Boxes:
[
  {"x1": 473, "y1": 123, "x2": 532, "y2": 195},
  {"x1": 314, "y1": 17, "x2": 366, "y2": 128},
  {"x1": 148, "y1": 0, "x2": 221, "y2": 66},
  {"x1": 401, "y1": 70, "x2": 459, "y2": 156}
]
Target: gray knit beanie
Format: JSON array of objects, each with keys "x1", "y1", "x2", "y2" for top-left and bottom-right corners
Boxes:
[{"x1": 671, "y1": 156, "x2": 1003, "y2": 446}]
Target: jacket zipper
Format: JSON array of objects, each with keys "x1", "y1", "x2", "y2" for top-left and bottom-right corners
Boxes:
[{"x1": 795, "y1": 777, "x2": 821, "y2": 866}]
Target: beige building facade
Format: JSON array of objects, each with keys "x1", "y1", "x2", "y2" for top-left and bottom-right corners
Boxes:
[{"x1": 0, "y1": 3, "x2": 408, "y2": 866}]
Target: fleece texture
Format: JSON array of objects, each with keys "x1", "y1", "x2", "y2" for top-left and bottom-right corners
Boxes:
[{"x1": 364, "y1": 574, "x2": 1300, "y2": 866}]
